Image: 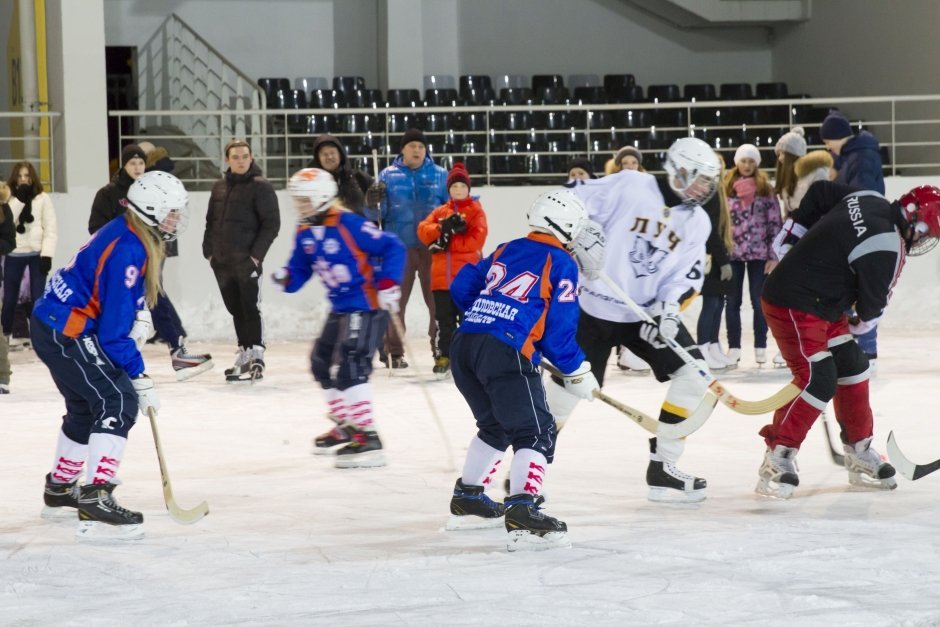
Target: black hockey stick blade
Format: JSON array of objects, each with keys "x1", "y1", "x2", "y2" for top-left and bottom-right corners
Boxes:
[
  {"x1": 148, "y1": 408, "x2": 210, "y2": 524},
  {"x1": 887, "y1": 431, "x2": 940, "y2": 481},
  {"x1": 819, "y1": 410, "x2": 845, "y2": 467}
]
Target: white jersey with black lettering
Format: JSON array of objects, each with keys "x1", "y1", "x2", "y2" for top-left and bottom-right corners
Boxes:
[{"x1": 569, "y1": 170, "x2": 711, "y2": 323}]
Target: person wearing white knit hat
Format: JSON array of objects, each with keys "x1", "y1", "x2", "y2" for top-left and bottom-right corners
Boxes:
[
  {"x1": 733, "y1": 143, "x2": 762, "y2": 168},
  {"x1": 774, "y1": 127, "x2": 807, "y2": 158}
]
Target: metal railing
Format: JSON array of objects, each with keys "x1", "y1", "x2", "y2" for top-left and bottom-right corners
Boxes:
[
  {"x1": 108, "y1": 94, "x2": 940, "y2": 189},
  {"x1": 0, "y1": 111, "x2": 61, "y2": 190}
]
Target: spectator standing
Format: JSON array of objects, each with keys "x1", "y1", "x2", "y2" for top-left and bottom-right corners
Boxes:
[
  {"x1": 605, "y1": 145, "x2": 645, "y2": 175},
  {"x1": 203, "y1": 139, "x2": 281, "y2": 383},
  {"x1": 565, "y1": 158, "x2": 596, "y2": 182},
  {"x1": 307, "y1": 135, "x2": 373, "y2": 216},
  {"x1": 0, "y1": 182, "x2": 14, "y2": 393},
  {"x1": 416, "y1": 162, "x2": 488, "y2": 377},
  {"x1": 365, "y1": 128, "x2": 448, "y2": 368}
]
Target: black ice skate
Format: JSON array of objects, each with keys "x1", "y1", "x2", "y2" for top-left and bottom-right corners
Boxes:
[
  {"x1": 76, "y1": 483, "x2": 144, "y2": 540},
  {"x1": 432, "y1": 356, "x2": 450, "y2": 379},
  {"x1": 646, "y1": 437, "x2": 707, "y2": 503},
  {"x1": 171, "y1": 344, "x2": 214, "y2": 381},
  {"x1": 445, "y1": 479, "x2": 505, "y2": 530},
  {"x1": 41, "y1": 473, "x2": 79, "y2": 519},
  {"x1": 843, "y1": 437, "x2": 897, "y2": 490},
  {"x1": 334, "y1": 429, "x2": 386, "y2": 468},
  {"x1": 381, "y1": 354, "x2": 408, "y2": 369},
  {"x1": 312, "y1": 425, "x2": 354, "y2": 455},
  {"x1": 504, "y1": 493, "x2": 569, "y2": 551},
  {"x1": 755, "y1": 444, "x2": 800, "y2": 499}
]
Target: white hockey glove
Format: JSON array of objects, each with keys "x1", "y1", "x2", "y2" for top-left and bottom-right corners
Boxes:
[
  {"x1": 128, "y1": 309, "x2": 153, "y2": 350},
  {"x1": 772, "y1": 218, "x2": 808, "y2": 259},
  {"x1": 568, "y1": 219, "x2": 606, "y2": 280},
  {"x1": 377, "y1": 284, "x2": 401, "y2": 313},
  {"x1": 271, "y1": 267, "x2": 290, "y2": 289},
  {"x1": 657, "y1": 301, "x2": 681, "y2": 341},
  {"x1": 561, "y1": 361, "x2": 598, "y2": 401},
  {"x1": 131, "y1": 374, "x2": 160, "y2": 416},
  {"x1": 849, "y1": 315, "x2": 881, "y2": 337}
]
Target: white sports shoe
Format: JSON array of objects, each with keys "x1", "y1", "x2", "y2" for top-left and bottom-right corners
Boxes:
[
  {"x1": 843, "y1": 437, "x2": 897, "y2": 489},
  {"x1": 755, "y1": 445, "x2": 800, "y2": 499}
]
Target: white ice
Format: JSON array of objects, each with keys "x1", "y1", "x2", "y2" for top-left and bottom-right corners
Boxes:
[{"x1": 3, "y1": 327, "x2": 940, "y2": 626}]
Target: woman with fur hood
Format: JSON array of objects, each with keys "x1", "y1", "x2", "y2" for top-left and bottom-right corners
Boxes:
[{"x1": 774, "y1": 127, "x2": 834, "y2": 216}]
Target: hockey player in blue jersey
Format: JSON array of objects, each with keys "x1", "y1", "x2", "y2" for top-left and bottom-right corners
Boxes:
[
  {"x1": 31, "y1": 171, "x2": 187, "y2": 540},
  {"x1": 273, "y1": 168, "x2": 406, "y2": 468},
  {"x1": 445, "y1": 189, "x2": 605, "y2": 551}
]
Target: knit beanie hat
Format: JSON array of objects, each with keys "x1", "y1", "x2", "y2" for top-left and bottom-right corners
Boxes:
[
  {"x1": 820, "y1": 112, "x2": 853, "y2": 140},
  {"x1": 775, "y1": 127, "x2": 807, "y2": 157},
  {"x1": 121, "y1": 143, "x2": 147, "y2": 167},
  {"x1": 614, "y1": 145, "x2": 643, "y2": 168},
  {"x1": 447, "y1": 162, "x2": 471, "y2": 191},
  {"x1": 400, "y1": 127, "x2": 428, "y2": 151},
  {"x1": 567, "y1": 157, "x2": 597, "y2": 179},
  {"x1": 733, "y1": 143, "x2": 761, "y2": 167}
]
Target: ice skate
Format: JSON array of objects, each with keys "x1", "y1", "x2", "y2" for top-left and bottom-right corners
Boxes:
[
  {"x1": 171, "y1": 343, "x2": 214, "y2": 381},
  {"x1": 41, "y1": 473, "x2": 80, "y2": 519},
  {"x1": 719, "y1": 345, "x2": 740, "y2": 370},
  {"x1": 0, "y1": 383, "x2": 9, "y2": 394},
  {"x1": 7, "y1": 335, "x2": 30, "y2": 352},
  {"x1": 432, "y1": 356, "x2": 450, "y2": 379},
  {"x1": 224, "y1": 347, "x2": 249, "y2": 381},
  {"x1": 698, "y1": 344, "x2": 728, "y2": 372},
  {"x1": 755, "y1": 348, "x2": 767, "y2": 367},
  {"x1": 226, "y1": 345, "x2": 264, "y2": 383},
  {"x1": 76, "y1": 483, "x2": 144, "y2": 540},
  {"x1": 312, "y1": 425, "x2": 353, "y2": 455},
  {"x1": 755, "y1": 444, "x2": 800, "y2": 499},
  {"x1": 445, "y1": 479, "x2": 505, "y2": 530},
  {"x1": 504, "y1": 493, "x2": 569, "y2": 551},
  {"x1": 772, "y1": 352, "x2": 787, "y2": 368},
  {"x1": 617, "y1": 347, "x2": 651, "y2": 376},
  {"x1": 843, "y1": 437, "x2": 897, "y2": 490},
  {"x1": 646, "y1": 437, "x2": 706, "y2": 503},
  {"x1": 334, "y1": 429, "x2": 386, "y2": 468}
]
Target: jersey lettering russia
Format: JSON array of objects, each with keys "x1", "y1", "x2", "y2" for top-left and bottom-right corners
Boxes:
[{"x1": 847, "y1": 196, "x2": 868, "y2": 237}]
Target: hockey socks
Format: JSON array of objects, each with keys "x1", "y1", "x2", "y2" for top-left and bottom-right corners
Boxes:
[{"x1": 43, "y1": 430, "x2": 87, "y2": 519}]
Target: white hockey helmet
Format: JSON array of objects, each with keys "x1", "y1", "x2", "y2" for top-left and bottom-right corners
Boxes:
[
  {"x1": 663, "y1": 136, "x2": 722, "y2": 206},
  {"x1": 126, "y1": 170, "x2": 189, "y2": 241},
  {"x1": 527, "y1": 188, "x2": 588, "y2": 244},
  {"x1": 288, "y1": 168, "x2": 338, "y2": 221}
]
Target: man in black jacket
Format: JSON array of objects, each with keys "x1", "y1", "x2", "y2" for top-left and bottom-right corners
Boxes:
[
  {"x1": 307, "y1": 135, "x2": 372, "y2": 216},
  {"x1": 203, "y1": 139, "x2": 281, "y2": 382}
]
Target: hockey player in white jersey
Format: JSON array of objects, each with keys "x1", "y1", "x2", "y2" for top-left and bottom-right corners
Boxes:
[{"x1": 546, "y1": 137, "x2": 721, "y2": 503}]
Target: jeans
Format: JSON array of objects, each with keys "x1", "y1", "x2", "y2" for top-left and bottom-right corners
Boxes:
[
  {"x1": 696, "y1": 294, "x2": 725, "y2": 345},
  {"x1": 726, "y1": 260, "x2": 768, "y2": 349}
]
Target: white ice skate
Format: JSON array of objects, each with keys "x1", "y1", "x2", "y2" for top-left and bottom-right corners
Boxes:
[
  {"x1": 844, "y1": 437, "x2": 897, "y2": 490},
  {"x1": 618, "y1": 347, "x2": 651, "y2": 376},
  {"x1": 755, "y1": 445, "x2": 799, "y2": 499},
  {"x1": 698, "y1": 344, "x2": 728, "y2": 372},
  {"x1": 755, "y1": 348, "x2": 767, "y2": 367},
  {"x1": 772, "y1": 352, "x2": 787, "y2": 368}
]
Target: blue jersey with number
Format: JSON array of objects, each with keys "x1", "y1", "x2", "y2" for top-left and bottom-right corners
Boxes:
[
  {"x1": 450, "y1": 232, "x2": 584, "y2": 374},
  {"x1": 32, "y1": 216, "x2": 149, "y2": 377},
  {"x1": 281, "y1": 208, "x2": 406, "y2": 312}
]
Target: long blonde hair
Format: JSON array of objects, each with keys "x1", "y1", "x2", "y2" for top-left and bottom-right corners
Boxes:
[
  {"x1": 124, "y1": 210, "x2": 166, "y2": 307},
  {"x1": 714, "y1": 153, "x2": 734, "y2": 252},
  {"x1": 723, "y1": 165, "x2": 773, "y2": 199}
]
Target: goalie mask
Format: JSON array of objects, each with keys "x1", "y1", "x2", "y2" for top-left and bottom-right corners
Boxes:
[
  {"x1": 663, "y1": 137, "x2": 721, "y2": 206},
  {"x1": 126, "y1": 171, "x2": 189, "y2": 242},
  {"x1": 898, "y1": 184, "x2": 940, "y2": 256},
  {"x1": 527, "y1": 189, "x2": 588, "y2": 245},
  {"x1": 288, "y1": 168, "x2": 338, "y2": 222}
]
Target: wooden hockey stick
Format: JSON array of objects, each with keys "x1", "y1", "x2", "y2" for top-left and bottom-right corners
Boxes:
[
  {"x1": 539, "y1": 360, "x2": 716, "y2": 438},
  {"x1": 148, "y1": 407, "x2": 210, "y2": 524},
  {"x1": 596, "y1": 272, "x2": 800, "y2": 415},
  {"x1": 819, "y1": 409, "x2": 846, "y2": 466},
  {"x1": 887, "y1": 431, "x2": 940, "y2": 480},
  {"x1": 387, "y1": 311, "x2": 456, "y2": 472}
]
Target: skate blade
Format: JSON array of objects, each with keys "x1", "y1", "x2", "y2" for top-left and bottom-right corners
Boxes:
[
  {"x1": 754, "y1": 478, "x2": 795, "y2": 499},
  {"x1": 506, "y1": 530, "x2": 571, "y2": 552},
  {"x1": 75, "y1": 520, "x2": 144, "y2": 541},
  {"x1": 620, "y1": 368, "x2": 651, "y2": 377},
  {"x1": 848, "y1": 472, "x2": 898, "y2": 490},
  {"x1": 311, "y1": 443, "x2": 347, "y2": 456},
  {"x1": 175, "y1": 360, "x2": 215, "y2": 382},
  {"x1": 40, "y1": 505, "x2": 76, "y2": 520},
  {"x1": 334, "y1": 451, "x2": 387, "y2": 469},
  {"x1": 647, "y1": 486, "x2": 706, "y2": 504},
  {"x1": 444, "y1": 514, "x2": 505, "y2": 531}
]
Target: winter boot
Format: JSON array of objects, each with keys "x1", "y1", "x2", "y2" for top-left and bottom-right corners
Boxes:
[
  {"x1": 171, "y1": 342, "x2": 214, "y2": 381},
  {"x1": 445, "y1": 478, "x2": 506, "y2": 530},
  {"x1": 755, "y1": 444, "x2": 800, "y2": 499},
  {"x1": 76, "y1": 483, "x2": 144, "y2": 540},
  {"x1": 334, "y1": 428, "x2": 386, "y2": 468},
  {"x1": 646, "y1": 437, "x2": 707, "y2": 503},
  {"x1": 504, "y1": 493, "x2": 569, "y2": 551},
  {"x1": 312, "y1": 425, "x2": 354, "y2": 455},
  {"x1": 843, "y1": 437, "x2": 897, "y2": 490},
  {"x1": 41, "y1": 473, "x2": 80, "y2": 519}
]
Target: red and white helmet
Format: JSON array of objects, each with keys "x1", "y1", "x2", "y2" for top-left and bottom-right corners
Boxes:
[
  {"x1": 898, "y1": 185, "x2": 940, "y2": 256},
  {"x1": 288, "y1": 168, "x2": 338, "y2": 222}
]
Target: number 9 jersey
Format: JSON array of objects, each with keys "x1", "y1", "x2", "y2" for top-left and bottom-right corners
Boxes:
[{"x1": 450, "y1": 232, "x2": 584, "y2": 374}]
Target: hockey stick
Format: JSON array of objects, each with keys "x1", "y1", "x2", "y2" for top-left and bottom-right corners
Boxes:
[
  {"x1": 386, "y1": 310, "x2": 456, "y2": 472},
  {"x1": 596, "y1": 272, "x2": 800, "y2": 415},
  {"x1": 539, "y1": 360, "x2": 716, "y2": 438},
  {"x1": 819, "y1": 409, "x2": 845, "y2": 466},
  {"x1": 887, "y1": 431, "x2": 940, "y2": 480},
  {"x1": 147, "y1": 407, "x2": 210, "y2": 524}
]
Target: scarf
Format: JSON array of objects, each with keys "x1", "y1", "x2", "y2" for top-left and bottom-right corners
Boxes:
[{"x1": 14, "y1": 184, "x2": 35, "y2": 234}]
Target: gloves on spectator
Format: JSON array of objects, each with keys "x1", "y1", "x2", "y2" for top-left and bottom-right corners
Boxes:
[
  {"x1": 128, "y1": 309, "x2": 153, "y2": 350},
  {"x1": 561, "y1": 361, "x2": 598, "y2": 401},
  {"x1": 131, "y1": 374, "x2": 160, "y2": 416},
  {"x1": 377, "y1": 279, "x2": 401, "y2": 313},
  {"x1": 39, "y1": 256, "x2": 52, "y2": 275},
  {"x1": 657, "y1": 301, "x2": 681, "y2": 341},
  {"x1": 440, "y1": 212, "x2": 467, "y2": 235},
  {"x1": 720, "y1": 264, "x2": 732, "y2": 281},
  {"x1": 568, "y1": 219, "x2": 606, "y2": 280},
  {"x1": 271, "y1": 267, "x2": 290, "y2": 289},
  {"x1": 428, "y1": 231, "x2": 452, "y2": 253},
  {"x1": 365, "y1": 182, "x2": 387, "y2": 208},
  {"x1": 772, "y1": 218, "x2": 808, "y2": 259}
]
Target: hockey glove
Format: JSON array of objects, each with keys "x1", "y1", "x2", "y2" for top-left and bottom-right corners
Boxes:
[
  {"x1": 131, "y1": 374, "x2": 160, "y2": 416},
  {"x1": 271, "y1": 267, "x2": 290, "y2": 289},
  {"x1": 562, "y1": 361, "x2": 598, "y2": 401},
  {"x1": 772, "y1": 218, "x2": 808, "y2": 259},
  {"x1": 365, "y1": 182, "x2": 386, "y2": 208},
  {"x1": 657, "y1": 301, "x2": 681, "y2": 341},
  {"x1": 128, "y1": 309, "x2": 153, "y2": 350},
  {"x1": 377, "y1": 279, "x2": 401, "y2": 313},
  {"x1": 849, "y1": 315, "x2": 881, "y2": 337},
  {"x1": 568, "y1": 219, "x2": 606, "y2": 280},
  {"x1": 719, "y1": 264, "x2": 732, "y2": 281}
]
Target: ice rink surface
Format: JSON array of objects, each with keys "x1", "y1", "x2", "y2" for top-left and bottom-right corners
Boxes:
[{"x1": 3, "y1": 332, "x2": 940, "y2": 626}]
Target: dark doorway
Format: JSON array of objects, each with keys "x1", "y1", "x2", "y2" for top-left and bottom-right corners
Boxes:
[{"x1": 105, "y1": 46, "x2": 138, "y2": 170}]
